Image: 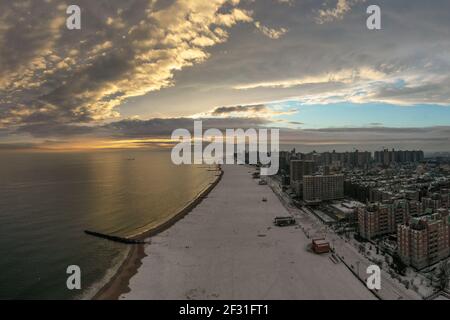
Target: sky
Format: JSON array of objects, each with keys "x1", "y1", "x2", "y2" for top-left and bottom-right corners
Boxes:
[{"x1": 1, "y1": 0, "x2": 450, "y2": 152}]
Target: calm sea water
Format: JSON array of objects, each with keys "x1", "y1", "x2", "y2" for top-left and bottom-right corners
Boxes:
[{"x1": 0, "y1": 150, "x2": 217, "y2": 299}]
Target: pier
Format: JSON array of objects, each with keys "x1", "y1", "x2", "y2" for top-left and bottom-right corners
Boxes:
[{"x1": 84, "y1": 230, "x2": 146, "y2": 244}]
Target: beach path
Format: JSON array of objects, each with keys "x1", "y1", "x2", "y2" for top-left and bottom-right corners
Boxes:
[{"x1": 121, "y1": 165, "x2": 375, "y2": 300}]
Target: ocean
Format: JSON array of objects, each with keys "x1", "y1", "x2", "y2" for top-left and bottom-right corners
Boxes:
[{"x1": 0, "y1": 150, "x2": 217, "y2": 299}]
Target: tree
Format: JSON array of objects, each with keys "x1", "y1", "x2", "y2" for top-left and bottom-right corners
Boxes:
[
  {"x1": 391, "y1": 253, "x2": 407, "y2": 276},
  {"x1": 436, "y1": 261, "x2": 450, "y2": 290}
]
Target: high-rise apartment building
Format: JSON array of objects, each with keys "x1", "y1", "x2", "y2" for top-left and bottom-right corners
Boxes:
[
  {"x1": 302, "y1": 175, "x2": 344, "y2": 202},
  {"x1": 357, "y1": 200, "x2": 410, "y2": 240},
  {"x1": 374, "y1": 149, "x2": 424, "y2": 165},
  {"x1": 317, "y1": 150, "x2": 371, "y2": 168},
  {"x1": 398, "y1": 209, "x2": 450, "y2": 269},
  {"x1": 290, "y1": 160, "x2": 315, "y2": 186}
]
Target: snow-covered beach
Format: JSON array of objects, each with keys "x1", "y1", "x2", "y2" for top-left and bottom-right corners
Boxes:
[{"x1": 120, "y1": 165, "x2": 375, "y2": 300}]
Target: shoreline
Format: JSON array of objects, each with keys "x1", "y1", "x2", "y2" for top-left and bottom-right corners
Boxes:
[
  {"x1": 121, "y1": 165, "x2": 374, "y2": 300},
  {"x1": 93, "y1": 165, "x2": 223, "y2": 300}
]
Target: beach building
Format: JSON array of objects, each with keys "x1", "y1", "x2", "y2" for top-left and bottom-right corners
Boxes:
[
  {"x1": 397, "y1": 209, "x2": 450, "y2": 269},
  {"x1": 312, "y1": 239, "x2": 331, "y2": 254},
  {"x1": 290, "y1": 160, "x2": 315, "y2": 186},
  {"x1": 302, "y1": 175, "x2": 344, "y2": 202},
  {"x1": 357, "y1": 200, "x2": 410, "y2": 240}
]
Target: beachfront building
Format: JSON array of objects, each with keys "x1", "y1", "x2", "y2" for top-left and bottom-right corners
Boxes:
[
  {"x1": 357, "y1": 203, "x2": 393, "y2": 240},
  {"x1": 290, "y1": 160, "x2": 315, "y2": 186},
  {"x1": 302, "y1": 174, "x2": 344, "y2": 203},
  {"x1": 290, "y1": 160, "x2": 316, "y2": 196},
  {"x1": 357, "y1": 200, "x2": 410, "y2": 240},
  {"x1": 397, "y1": 209, "x2": 450, "y2": 269}
]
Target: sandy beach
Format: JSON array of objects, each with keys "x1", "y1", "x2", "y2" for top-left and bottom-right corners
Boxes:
[
  {"x1": 94, "y1": 165, "x2": 223, "y2": 300},
  {"x1": 107, "y1": 165, "x2": 375, "y2": 300}
]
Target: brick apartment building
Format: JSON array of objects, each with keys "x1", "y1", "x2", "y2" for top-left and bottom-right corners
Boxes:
[
  {"x1": 302, "y1": 175, "x2": 344, "y2": 202},
  {"x1": 290, "y1": 160, "x2": 315, "y2": 186},
  {"x1": 397, "y1": 209, "x2": 450, "y2": 269},
  {"x1": 357, "y1": 200, "x2": 409, "y2": 240}
]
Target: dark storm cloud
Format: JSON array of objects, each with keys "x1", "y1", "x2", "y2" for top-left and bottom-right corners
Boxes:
[
  {"x1": 6, "y1": 115, "x2": 449, "y2": 153},
  {"x1": 15, "y1": 122, "x2": 96, "y2": 138},
  {"x1": 0, "y1": 142, "x2": 37, "y2": 150},
  {"x1": 211, "y1": 104, "x2": 266, "y2": 115},
  {"x1": 10, "y1": 116, "x2": 270, "y2": 139},
  {"x1": 206, "y1": 103, "x2": 297, "y2": 118},
  {"x1": 103, "y1": 117, "x2": 270, "y2": 138}
]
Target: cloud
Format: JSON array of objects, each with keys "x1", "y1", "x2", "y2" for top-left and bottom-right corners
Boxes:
[
  {"x1": 0, "y1": 142, "x2": 37, "y2": 150},
  {"x1": 211, "y1": 104, "x2": 267, "y2": 115},
  {"x1": 315, "y1": 0, "x2": 366, "y2": 24},
  {"x1": 279, "y1": 125, "x2": 450, "y2": 152},
  {"x1": 14, "y1": 122, "x2": 97, "y2": 138},
  {"x1": 231, "y1": 65, "x2": 450, "y2": 107},
  {"x1": 104, "y1": 117, "x2": 271, "y2": 138},
  {"x1": 3, "y1": 118, "x2": 449, "y2": 153},
  {"x1": 289, "y1": 121, "x2": 304, "y2": 125},
  {"x1": 276, "y1": 0, "x2": 294, "y2": 4},
  {"x1": 9, "y1": 116, "x2": 271, "y2": 140},
  {"x1": 233, "y1": 67, "x2": 385, "y2": 90},
  {"x1": 254, "y1": 21, "x2": 287, "y2": 39},
  {"x1": 1, "y1": 0, "x2": 450, "y2": 151},
  {"x1": 0, "y1": 0, "x2": 254, "y2": 128},
  {"x1": 291, "y1": 72, "x2": 450, "y2": 106},
  {"x1": 197, "y1": 103, "x2": 298, "y2": 118}
]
